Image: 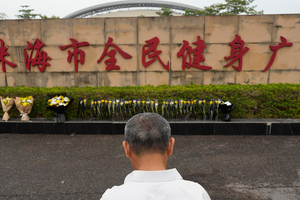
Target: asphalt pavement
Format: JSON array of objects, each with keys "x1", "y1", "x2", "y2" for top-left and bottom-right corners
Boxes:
[{"x1": 0, "y1": 134, "x2": 299, "y2": 200}]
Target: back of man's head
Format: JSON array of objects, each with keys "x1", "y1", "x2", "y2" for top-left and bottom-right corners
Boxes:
[{"x1": 124, "y1": 113, "x2": 171, "y2": 155}]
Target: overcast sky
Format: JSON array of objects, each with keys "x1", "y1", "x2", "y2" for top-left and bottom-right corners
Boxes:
[{"x1": 2, "y1": 0, "x2": 300, "y2": 19}]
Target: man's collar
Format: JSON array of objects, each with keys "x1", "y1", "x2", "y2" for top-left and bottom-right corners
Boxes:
[{"x1": 124, "y1": 168, "x2": 183, "y2": 183}]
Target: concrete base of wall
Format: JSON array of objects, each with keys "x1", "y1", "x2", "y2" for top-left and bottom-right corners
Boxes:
[{"x1": 1, "y1": 119, "x2": 299, "y2": 135}]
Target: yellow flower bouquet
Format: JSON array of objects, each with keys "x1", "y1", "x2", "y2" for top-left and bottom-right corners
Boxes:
[
  {"x1": 15, "y1": 96, "x2": 34, "y2": 122},
  {"x1": 0, "y1": 96, "x2": 15, "y2": 121},
  {"x1": 47, "y1": 95, "x2": 70, "y2": 107},
  {"x1": 46, "y1": 94, "x2": 72, "y2": 123}
]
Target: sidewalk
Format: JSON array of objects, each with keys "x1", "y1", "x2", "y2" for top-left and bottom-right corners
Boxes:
[{"x1": 0, "y1": 134, "x2": 299, "y2": 200}]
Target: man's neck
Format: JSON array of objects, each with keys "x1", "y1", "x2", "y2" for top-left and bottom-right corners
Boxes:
[{"x1": 131, "y1": 153, "x2": 168, "y2": 171}]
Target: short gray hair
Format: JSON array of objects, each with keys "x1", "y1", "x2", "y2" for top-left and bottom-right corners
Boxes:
[{"x1": 124, "y1": 113, "x2": 171, "y2": 155}]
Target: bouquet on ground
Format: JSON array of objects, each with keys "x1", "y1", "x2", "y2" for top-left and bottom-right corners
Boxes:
[
  {"x1": 0, "y1": 96, "x2": 15, "y2": 121},
  {"x1": 15, "y1": 96, "x2": 34, "y2": 122},
  {"x1": 46, "y1": 94, "x2": 72, "y2": 123}
]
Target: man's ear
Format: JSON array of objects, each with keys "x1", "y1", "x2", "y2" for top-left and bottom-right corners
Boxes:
[
  {"x1": 123, "y1": 141, "x2": 132, "y2": 158},
  {"x1": 167, "y1": 137, "x2": 175, "y2": 156}
]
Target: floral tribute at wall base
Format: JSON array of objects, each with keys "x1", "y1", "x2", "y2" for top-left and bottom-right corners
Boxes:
[
  {"x1": 0, "y1": 96, "x2": 15, "y2": 121},
  {"x1": 46, "y1": 94, "x2": 72, "y2": 123},
  {"x1": 15, "y1": 96, "x2": 34, "y2": 122}
]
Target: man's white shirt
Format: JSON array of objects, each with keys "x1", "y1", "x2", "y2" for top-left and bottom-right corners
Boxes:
[{"x1": 100, "y1": 168, "x2": 211, "y2": 200}]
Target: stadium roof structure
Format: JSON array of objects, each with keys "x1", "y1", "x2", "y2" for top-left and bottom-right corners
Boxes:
[{"x1": 64, "y1": 0, "x2": 202, "y2": 18}]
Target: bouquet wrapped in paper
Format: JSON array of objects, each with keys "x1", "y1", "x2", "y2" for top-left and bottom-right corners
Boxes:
[
  {"x1": 220, "y1": 101, "x2": 234, "y2": 122},
  {"x1": 46, "y1": 94, "x2": 72, "y2": 123},
  {"x1": 0, "y1": 96, "x2": 15, "y2": 121},
  {"x1": 15, "y1": 96, "x2": 34, "y2": 122}
]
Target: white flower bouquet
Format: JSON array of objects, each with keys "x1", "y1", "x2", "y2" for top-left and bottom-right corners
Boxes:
[
  {"x1": 47, "y1": 95, "x2": 70, "y2": 107},
  {"x1": 46, "y1": 94, "x2": 72, "y2": 123}
]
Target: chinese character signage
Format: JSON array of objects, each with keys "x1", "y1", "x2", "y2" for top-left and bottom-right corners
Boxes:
[
  {"x1": 24, "y1": 38, "x2": 51, "y2": 72},
  {"x1": 1, "y1": 34, "x2": 292, "y2": 73},
  {"x1": 0, "y1": 15, "x2": 298, "y2": 87}
]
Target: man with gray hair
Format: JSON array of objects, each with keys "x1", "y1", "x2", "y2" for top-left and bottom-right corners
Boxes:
[{"x1": 100, "y1": 113, "x2": 211, "y2": 200}]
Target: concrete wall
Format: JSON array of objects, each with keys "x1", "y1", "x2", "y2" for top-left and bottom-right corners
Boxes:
[{"x1": 0, "y1": 15, "x2": 299, "y2": 87}]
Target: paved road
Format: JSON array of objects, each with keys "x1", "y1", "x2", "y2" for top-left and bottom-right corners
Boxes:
[{"x1": 0, "y1": 134, "x2": 299, "y2": 200}]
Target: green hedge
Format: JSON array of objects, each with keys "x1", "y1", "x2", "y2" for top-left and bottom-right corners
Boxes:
[{"x1": 1, "y1": 84, "x2": 300, "y2": 119}]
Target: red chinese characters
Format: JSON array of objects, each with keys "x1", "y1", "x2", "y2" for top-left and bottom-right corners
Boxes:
[
  {"x1": 177, "y1": 36, "x2": 212, "y2": 71},
  {"x1": 224, "y1": 34, "x2": 249, "y2": 72},
  {"x1": 0, "y1": 39, "x2": 17, "y2": 72},
  {"x1": 1, "y1": 34, "x2": 295, "y2": 74},
  {"x1": 60, "y1": 38, "x2": 90, "y2": 73},
  {"x1": 262, "y1": 36, "x2": 293, "y2": 72},
  {"x1": 142, "y1": 37, "x2": 169, "y2": 71},
  {"x1": 97, "y1": 37, "x2": 132, "y2": 71},
  {"x1": 24, "y1": 38, "x2": 51, "y2": 72}
]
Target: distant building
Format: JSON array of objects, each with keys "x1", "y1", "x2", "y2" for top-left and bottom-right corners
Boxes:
[{"x1": 64, "y1": 0, "x2": 202, "y2": 18}]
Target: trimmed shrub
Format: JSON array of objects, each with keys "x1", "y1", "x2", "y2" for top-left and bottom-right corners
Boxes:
[{"x1": 0, "y1": 83, "x2": 300, "y2": 119}]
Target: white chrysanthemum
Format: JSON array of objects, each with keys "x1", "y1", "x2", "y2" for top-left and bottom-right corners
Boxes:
[{"x1": 223, "y1": 101, "x2": 232, "y2": 106}]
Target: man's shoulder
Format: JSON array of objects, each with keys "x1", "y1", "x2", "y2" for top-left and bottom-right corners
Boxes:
[
  {"x1": 100, "y1": 169, "x2": 211, "y2": 200},
  {"x1": 100, "y1": 179, "x2": 210, "y2": 200},
  {"x1": 167, "y1": 179, "x2": 209, "y2": 194}
]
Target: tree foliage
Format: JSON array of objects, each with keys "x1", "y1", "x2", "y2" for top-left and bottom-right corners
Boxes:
[
  {"x1": 156, "y1": 7, "x2": 174, "y2": 16},
  {"x1": 39, "y1": 15, "x2": 60, "y2": 19},
  {"x1": 16, "y1": 5, "x2": 39, "y2": 19},
  {"x1": 184, "y1": 0, "x2": 263, "y2": 16},
  {"x1": 0, "y1": 13, "x2": 8, "y2": 20},
  {"x1": 15, "y1": 5, "x2": 59, "y2": 19}
]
